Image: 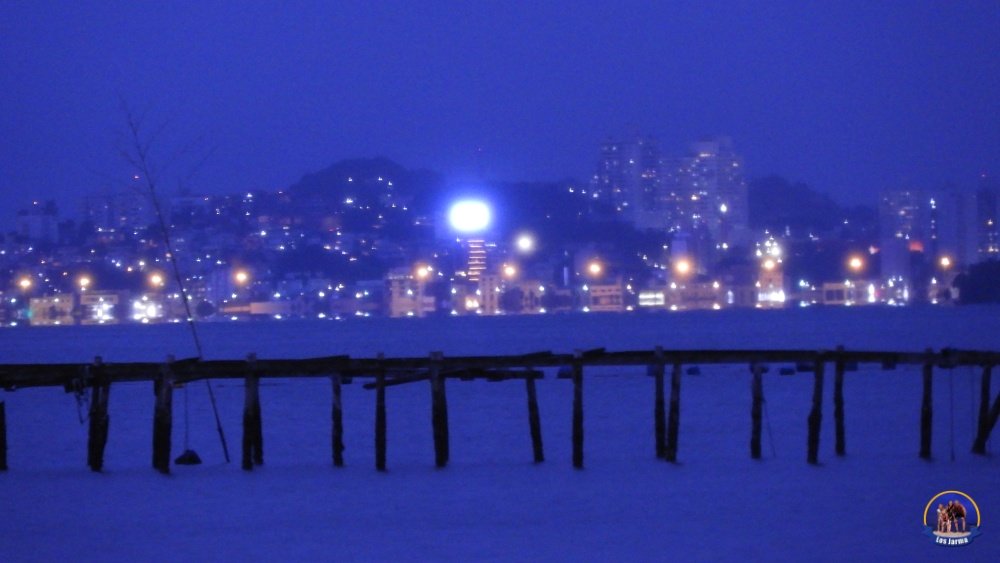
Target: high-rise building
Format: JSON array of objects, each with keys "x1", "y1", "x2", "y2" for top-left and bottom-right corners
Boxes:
[
  {"x1": 976, "y1": 174, "x2": 1000, "y2": 259},
  {"x1": 589, "y1": 135, "x2": 663, "y2": 226},
  {"x1": 878, "y1": 188, "x2": 926, "y2": 282},
  {"x1": 930, "y1": 186, "x2": 977, "y2": 267},
  {"x1": 82, "y1": 188, "x2": 151, "y2": 232},
  {"x1": 666, "y1": 137, "x2": 750, "y2": 248},
  {"x1": 465, "y1": 238, "x2": 487, "y2": 282},
  {"x1": 590, "y1": 135, "x2": 748, "y2": 240}
]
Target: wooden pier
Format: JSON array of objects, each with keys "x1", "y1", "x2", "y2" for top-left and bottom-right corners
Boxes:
[{"x1": 1, "y1": 347, "x2": 998, "y2": 474}]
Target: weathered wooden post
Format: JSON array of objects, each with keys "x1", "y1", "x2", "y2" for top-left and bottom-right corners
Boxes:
[
  {"x1": 572, "y1": 350, "x2": 584, "y2": 469},
  {"x1": 429, "y1": 351, "x2": 449, "y2": 468},
  {"x1": 375, "y1": 353, "x2": 387, "y2": 472},
  {"x1": 242, "y1": 354, "x2": 263, "y2": 471},
  {"x1": 920, "y1": 350, "x2": 933, "y2": 460},
  {"x1": 665, "y1": 358, "x2": 682, "y2": 463},
  {"x1": 525, "y1": 375, "x2": 544, "y2": 463},
  {"x1": 332, "y1": 372, "x2": 345, "y2": 467},
  {"x1": 87, "y1": 356, "x2": 112, "y2": 472},
  {"x1": 807, "y1": 355, "x2": 825, "y2": 464},
  {"x1": 833, "y1": 346, "x2": 846, "y2": 457},
  {"x1": 972, "y1": 364, "x2": 998, "y2": 455},
  {"x1": 652, "y1": 347, "x2": 666, "y2": 459},
  {"x1": 0, "y1": 399, "x2": 7, "y2": 471},
  {"x1": 152, "y1": 356, "x2": 174, "y2": 474},
  {"x1": 750, "y1": 362, "x2": 764, "y2": 459}
]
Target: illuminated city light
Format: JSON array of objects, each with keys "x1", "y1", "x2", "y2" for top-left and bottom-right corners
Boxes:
[
  {"x1": 516, "y1": 234, "x2": 535, "y2": 253},
  {"x1": 674, "y1": 259, "x2": 691, "y2": 276},
  {"x1": 448, "y1": 200, "x2": 491, "y2": 233},
  {"x1": 587, "y1": 261, "x2": 603, "y2": 276}
]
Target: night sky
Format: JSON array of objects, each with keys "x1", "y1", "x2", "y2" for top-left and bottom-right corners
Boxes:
[{"x1": 1, "y1": 1, "x2": 998, "y2": 225}]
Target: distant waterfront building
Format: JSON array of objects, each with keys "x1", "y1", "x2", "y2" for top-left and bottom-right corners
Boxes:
[
  {"x1": 386, "y1": 267, "x2": 434, "y2": 317},
  {"x1": 15, "y1": 200, "x2": 59, "y2": 242},
  {"x1": 756, "y1": 259, "x2": 785, "y2": 309},
  {"x1": 582, "y1": 278, "x2": 626, "y2": 312},
  {"x1": 28, "y1": 295, "x2": 74, "y2": 326}
]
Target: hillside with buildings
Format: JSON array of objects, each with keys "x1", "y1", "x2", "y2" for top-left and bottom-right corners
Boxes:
[{"x1": 1, "y1": 136, "x2": 996, "y2": 326}]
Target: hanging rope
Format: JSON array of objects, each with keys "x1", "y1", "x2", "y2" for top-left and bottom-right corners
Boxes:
[
  {"x1": 72, "y1": 381, "x2": 90, "y2": 425},
  {"x1": 969, "y1": 366, "x2": 976, "y2": 443},
  {"x1": 762, "y1": 387, "x2": 778, "y2": 458},
  {"x1": 183, "y1": 384, "x2": 191, "y2": 451},
  {"x1": 948, "y1": 369, "x2": 956, "y2": 462}
]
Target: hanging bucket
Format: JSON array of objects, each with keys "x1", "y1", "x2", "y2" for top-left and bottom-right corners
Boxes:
[{"x1": 175, "y1": 449, "x2": 202, "y2": 465}]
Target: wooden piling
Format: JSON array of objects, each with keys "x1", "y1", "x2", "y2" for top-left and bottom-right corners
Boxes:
[
  {"x1": 572, "y1": 350, "x2": 584, "y2": 469},
  {"x1": 920, "y1": 351, "x2": 933, "y2": 460},
  {"x1": 807, "y1": 357, "x2": 825, "y2": 464},
  {"x1": 429, "y1": 351, "x2": 449, "y2": 468},
  {"x1": 834, "y1": 347, "x2": 846, "y2": 456},
  {"x1": 332, "y1": 373, "x2": 344, "y2": 467},
  {"x1": 0, "y1": 400, "x2": 7, "y2": 471},
  {"x1": 242, "y1": 354, "x2": 263, "y2": 471},
  {"x1": 665, "y1": 359, "x2": 682, "y2": 463},
  {"x1": 750, "y1": 363, "x2": 764, "y2": 459},
  {"x1": 152, "y1": 358, "x2": 174, "y2": 474},
  {"x1": 87, "y1": 357, "x2": 111, "y2": 472},
  {"x1": 652, "y1": 347, "x2": 666, "y2": 459},
  {"x1": 375, "y1": 353, "x2": 387, "y2": 472},
  {"x1": 525, "y1": 376, "x2": 544, "y2": 463},
  {"x1": 972, "y1": 365, "x2": 998, "y2": 455}
]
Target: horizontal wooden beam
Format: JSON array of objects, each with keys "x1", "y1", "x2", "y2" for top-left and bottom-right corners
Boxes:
[{"x1": 2, "y1": 348, "x2": 999, "y2": 390}]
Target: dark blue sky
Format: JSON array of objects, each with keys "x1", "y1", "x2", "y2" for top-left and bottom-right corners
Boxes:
[{"x1": 1, "y1": 1, "x2": 997, "y2": 225}]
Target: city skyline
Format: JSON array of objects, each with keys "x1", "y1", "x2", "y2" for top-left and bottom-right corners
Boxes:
[{"x1": 2, "y1": 2, "x2": 998, "y2": 225}]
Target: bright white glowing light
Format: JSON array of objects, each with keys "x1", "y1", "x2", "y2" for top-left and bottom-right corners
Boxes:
[
  {"x1": 448, "y1": 200, "x2": 491, "y2": 233},
  {"x1": 516, "y1": 234, "x2": 535, "y2": 253}
]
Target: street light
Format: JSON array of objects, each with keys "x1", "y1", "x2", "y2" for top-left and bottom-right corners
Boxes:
[
  {"x1": 18, "y1": 277, "x2": 32, "y2": 291},
  {"x1": 503, "y1": 264, "x2": 517, "y2": 279},
  {"x1": 939, "y1": 256, "x2": 952, "y2": 269},
  {"x1": 234, "y1": 270, "x2": 250, "y2": 285},
  {"x1": 149, "y1": 272, "x2": 165, "y2": 288},
  {"x1": 78, "y1": 275, "x2": 92, "y2": 291},
  {"x1": 762, "y1": 258, "x2": 777, "y2": 271},
  {"x1": 674, "y1": 258, "x2": 692, "y2": 277},
  {"x1": 848, "y1": 256, "x2": 864, "y2": 273},
  {"x1": 587, "y1": 260, "x2": 603, "y2": 277},
  {"x1": 515, "y1": 233, "x2": 535, "y2": 253},
  {"x1": 415, "y1": 264, "x2": 432, "y2": 280}
]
